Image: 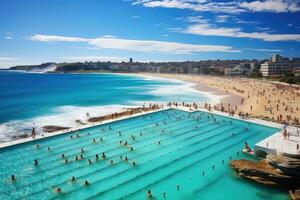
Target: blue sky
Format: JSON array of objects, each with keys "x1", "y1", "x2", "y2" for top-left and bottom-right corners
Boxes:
[{"x1": 0, "y1": 0, "x2": 300, "y2": 68}]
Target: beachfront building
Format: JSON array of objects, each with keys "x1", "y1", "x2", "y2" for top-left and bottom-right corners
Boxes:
[
  {"x1": 260, "y1": 54, "x2": 292, "y2": 77},
  {"x1": 224, "y1": 63, "x2": 250, "y2": 76}
]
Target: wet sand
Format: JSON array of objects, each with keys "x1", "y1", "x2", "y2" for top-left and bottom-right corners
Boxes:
[{"x1": 138, "y1": 73, "x2": 300, "y2": 126}]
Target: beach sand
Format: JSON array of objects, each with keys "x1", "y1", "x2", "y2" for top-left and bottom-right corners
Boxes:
[{"x1": 139, "y1": 73, "x2": 300, "y2": 126}]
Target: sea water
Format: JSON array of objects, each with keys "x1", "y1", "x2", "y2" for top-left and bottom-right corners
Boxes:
[
  {"x1": 0, "y1": 109, "x2": 286, "y2": 200},
  {"x1": 0, "y1": 71, "x2": 210, "y2": 142}
]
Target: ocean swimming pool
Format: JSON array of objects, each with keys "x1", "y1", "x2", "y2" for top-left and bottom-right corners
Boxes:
[{"x1": 0, "y1": 109, "x2": 286, "y2": 200}]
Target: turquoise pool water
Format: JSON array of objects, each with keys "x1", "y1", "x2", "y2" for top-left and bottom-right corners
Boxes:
[{"x1": 0, "y1": 109, "x2": 286, "y2": 200}]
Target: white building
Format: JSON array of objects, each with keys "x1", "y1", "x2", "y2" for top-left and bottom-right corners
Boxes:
[{"x1": 260, "y1": 55, "x2": 292, "y2": 77}]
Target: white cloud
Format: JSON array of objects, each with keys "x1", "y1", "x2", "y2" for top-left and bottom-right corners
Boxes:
[
  {"x1": 0, "y1": 57, "x2": 20, "y2": 61},
  {"x1": 133, "y1": 0, "x2": 300, "y2": 13},
  {"x1": 215, "y1": 15, "x2": 230, "y2": 23},
  {"x1": 29, "y1": 34, "x2": 239, "y2": 53},
  {"x1": 243, "y1": 48, "x2": 282, "y2": 52},
  {"x1": 133, "y1": 0, "x2": 245, "y2": 13},
  {"x1": 182, "y1": 23, "x2": 300, "y2": 41},
  {"x1": 60, "y1": 56, "x2": 127, "y2": 62},
  {"x1": 4, "y1": 32, "x2": 13, "y2": 40},
  {"x1": 186, "y1": 16, "x2": 209, "y2": 23},
  {"x1": 239, "y1": 0, "x2": 300, "y2": 13},
  {"x1": 29, "y1": 34, "x2": 88, "y2": 42}
]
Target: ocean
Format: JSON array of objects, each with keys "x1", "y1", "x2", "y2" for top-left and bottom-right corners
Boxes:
[{"x1": 0, "y1": 71, "x2": 211, "y2": 142}]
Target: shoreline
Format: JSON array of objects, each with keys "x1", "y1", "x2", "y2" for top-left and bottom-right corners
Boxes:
[
  {"x1": 134, "y1": 72, "x2": 242, "y2": 108},
  {"x1": 0, "y1": 72, "x2": 220, "y2": 143},
  {"x1": 125, "y1": 72, "x2": 228, "y2": 105},
  {"x1": 137, "y1": 73, "x2": 300, "y2": 127}
]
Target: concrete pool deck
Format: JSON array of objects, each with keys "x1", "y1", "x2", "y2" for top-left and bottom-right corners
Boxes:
[{"x1": 1, "y1": 105, "x2": 299, "y2": 157}]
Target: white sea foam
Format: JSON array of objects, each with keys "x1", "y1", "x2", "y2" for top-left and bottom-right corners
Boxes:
[
  {"x1": 0, "y1": 73, "x2": 225, "y2": 142},
  {"x1": 129, "y1": 74, "x2": 226, "y2": 105},
  {"x1": 0, "y1": 104, "x2": 136, "y2": 142}
]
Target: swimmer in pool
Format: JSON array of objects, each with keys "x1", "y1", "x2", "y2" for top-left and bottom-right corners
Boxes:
[
  {"x1": 102, "y1": 152, "x2": 106, "y2": 159},
  {"x1": 11, "y1": 175, "x2": 15, "y2": 182},
  {"x1": 147, "y1": 189, "x2": 152, "y2": 198}
]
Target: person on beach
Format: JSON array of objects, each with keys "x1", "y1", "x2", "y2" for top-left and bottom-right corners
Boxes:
[
  {"x1": 32, "y1": 127, "x2": 36, "y2": 139},
  {"x1": 283, "y1": 128, "x2": 288, "y2": 139}
]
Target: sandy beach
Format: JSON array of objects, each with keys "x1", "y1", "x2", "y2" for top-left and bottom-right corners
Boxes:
[{"x1": 140, "y1": 73, "x2": 300, "y2": 127}]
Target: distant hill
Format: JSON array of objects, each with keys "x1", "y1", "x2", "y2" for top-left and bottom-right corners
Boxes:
[{"x1": 9, "y1": 62, "x2": 57, "y2": 72}]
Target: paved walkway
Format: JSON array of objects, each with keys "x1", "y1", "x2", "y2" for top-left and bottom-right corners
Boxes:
[{"x1": 255, "y1": 126, "x2": 300, "y2": 156}]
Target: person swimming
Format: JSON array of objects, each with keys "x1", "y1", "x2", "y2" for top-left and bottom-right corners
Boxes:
[
  {"x1": 81, "y1": 148, "x2": 84, "y2": 153},
  {"x1": 125, "y1": 156, "x2": 128, "y2": 161},
  {"x1": 147, "y1": 189, "x2": 152, "y2": 198},
  {"x1": 71, "y1": 176, "x2": 76, "y2": 182},
  {"x1": 55, "y1": 187, "x2": 62, "y2": 193},
  {"x1": 130, "y1": 147, "x2": 134, "y2": 151},
  {"x1": 95, "y1": 154, "x2": 99, "y2": 161},
  {"x1": 34, "y1": 159, "x2": 38, "y2": 166},
  {"x1": 61, "y1": 154, "x2": 65, "y2": 158},
  {"x1": 92, "y1": 138, "x2": 96, "y2": 143},
  {"x1": 110, "y1": 160, "x2": 114, "y2": 165},
  {"x1": 11, "y1": 174, "x2": 15, "y2": 182},
  {"x1": 102, "y1": 152, "x2": 106, "y2": 159},
  {"x1": 48, "y1": 147, "x2": 51, "y2": 151},
  {"x1": 84, "y1": 180, "x2": 90, "y2": 186},
  {"x1": 65, "y1": 159, "x2": 68, "y2": 164},
  {"x1": 132, "y1": 161, "x2": 136, "y2": 166},
  {"x1": 88, "y1": 159, "x2": 92, "y2": 164},
  {"x1": 36, "y1": 144, "x2": 40, "y2": 149},
  {"x1": 176, "y1": 184, "x2": 180, "y2": 191}
]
